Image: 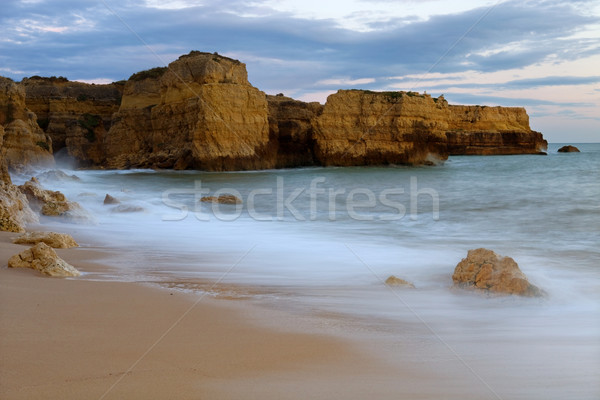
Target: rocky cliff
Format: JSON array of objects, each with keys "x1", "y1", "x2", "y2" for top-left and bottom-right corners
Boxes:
[
  {"x1": 313, "y1": 90, "x2": 450, "y2": 166},
  {"x1": 1, "y1": 51, "x2": 547, "y2": 171},
  {"x1": 104, "y1": 52, "x2": 272, "y2": 170},
  {"x1": 22, "y1": 76, "x2": 123, "y2": 165},
  {"x1": 313, "y1": 90, "x2": 546, "y2": 165},
  {"x1": 0, "y1": 77, "x2": 54, "y2": 169},
  {"x1": 445, "y1": 105, "x2": 546, "y2": 155},
  {"x1": 267, "y1": 94, "x2": 323, "y2": 168}
]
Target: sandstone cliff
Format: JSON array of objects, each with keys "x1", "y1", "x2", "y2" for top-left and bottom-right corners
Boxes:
[
  {"x1": 445, "y1": 105, "x2": 546, "y2": 155},
  {"x1": 267, "y1": 94, "x2": 322, "y2": 168},
  {"x1": 313, "y1": 90, "x2": 449, "y2": 166},
  {"x1": 22, "y1": 76, "x2": 123, "y2": 165},
  {"x1": 2, "y1": 51, "x2": 547, "y2": 171},
  {"x1": 0, "y1": 77, "x2": 54, "y2": 169},
  {"x1": 104, "y1": 52, "x2": 272, "y2": 170},
  {"x1": 313, "y1": 90, "x2": 546, "y2": 165}
]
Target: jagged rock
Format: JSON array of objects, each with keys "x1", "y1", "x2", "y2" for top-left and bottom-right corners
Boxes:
[
  {"x1": 0, "y1": 184, "x2": 37, "y2": 232},
  {"x1": 19, "y1": 178, "x2": 66, "y2": 207},
  {"x1": 0, "y1": 159, "x2": 38, "y2": 232},
  {"x1": 18, "y1": 178, "x2": 90, "y2": 221},
  {"x1": 13, "y1": 231, "x2": 79, "y2": 248},
  {"x1": 557, "y1": 145, "x2": 580, "y2": 153},
  {"x1": 0, "y1": 77, "x2": 54, "y2": 168},
  {"x1": 452, "y1": 248, "x2": 542, "y2": 297},
  {"x1": 8, "y1": 242, "x2": 80, "y2": 276},
  {"x1": 103, "y1": 194, "x2": 120, "y2": 204},
  {"x1": 385, "y1": 275, "x2": 415, "y2": 288},
  {"x1": 36, "y1": 170, "x2": 81, "y2": 182},
  {"x1": 41, "y1": 200, "x2": 79, "y2": 217},
  {"x1": 200, "y1": 195, "x2": 243, "y2": 205}
]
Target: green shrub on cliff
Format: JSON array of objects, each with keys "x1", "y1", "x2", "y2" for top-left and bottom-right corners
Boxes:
[
  {"x1": 129, "y1": 67, "x2": 168, "y2": 82},
  {"x1": 36, "y1": 141, "x2": 50, "y2": 151},
  {"x1": 78, "y1": 113, "x2": 101, "y2": 142},
  {"x1": 27, "y1": 76, "x2": 69, "y2": 83}
]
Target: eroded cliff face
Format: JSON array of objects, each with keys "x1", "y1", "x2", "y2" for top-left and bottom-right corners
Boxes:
[
  {"x1": 2, "y1": 51, "x2": 547, "y2": 172},
  {"x1": 313, "y1": 90, "x2": 449, "y2": 166},
  {"x1": 22, "y1": 77, "x2": 123, "y2": 165},
  {"x1": 313, "y1": 90, "x2": 546, "y2": 165},
  {"x1": 0, "y1": 156, "x2": 38, "y2": 232},
  {"x1": 105, "y1": 52, "x2": 272, "y2": 170},
  {"x1": 267, "y1": 94, "x2": 323, "y2": 168},
  {"x1": 446, "y1": 105, "x2": 547, "y2": 155},
  {"x1": 0, "y1": 77, "x2": 54, "y2": 169}
]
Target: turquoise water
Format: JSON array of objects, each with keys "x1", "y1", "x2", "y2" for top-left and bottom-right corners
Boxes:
[{"x1": 17, "y1": 143, "x2": 600, "y2": 399}]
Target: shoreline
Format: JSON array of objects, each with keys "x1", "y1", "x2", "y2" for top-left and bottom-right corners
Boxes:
[
  {"x1": 2, "y1": 149, "x2": 599, "y2": 399},
  {"x1": 0, "y1": 230, "x2": 423, "y2": 400}
]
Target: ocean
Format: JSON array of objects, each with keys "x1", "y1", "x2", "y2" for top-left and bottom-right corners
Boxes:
[{"x1": 13, "y1": 142, "x2": 600, "y2": 399}]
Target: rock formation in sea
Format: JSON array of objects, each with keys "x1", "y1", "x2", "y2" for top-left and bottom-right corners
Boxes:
[
  {"x1": 445, "y1": 105, "x2": 547, "y2": 155},
  {"x1": 103, "y1": 194, "x2": 120, "y2": 205},
  {"x1": 200, "y1": 194, "x2": 243, "y2": 205},
  {"x1": 2, "y1": 50, "x2": 548, "y2": 171},
  {"x1": 0, "y1": 77, "x2": 54, "y2": 169},
  {"x1": 557, "y1": 145, "x2": 580, "y2": 153},
  {"x1": 384, "y1": 275, "x2": 416, "y2": 288},
  {"x1": 314, "y1": 90, "x2": 450, "y2": 166},
  {"x1": 8, "y1": 242, "x2": 80, "y2": 276},
  {"x1": 18, "y1": 178, "x2": 89, "y2": 222},
  {"x1": 452, "y1": 248, "x2": 542, "y2": 297}
]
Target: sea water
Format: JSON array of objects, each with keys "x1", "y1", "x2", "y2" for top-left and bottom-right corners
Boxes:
[{"x1": 13, "y1": 143, "x2": 600, "y2": 399}]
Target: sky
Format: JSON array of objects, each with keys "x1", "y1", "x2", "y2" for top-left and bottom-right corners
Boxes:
[{"x1": 1, "y1": 0, "x2": 599, "y2": 142}]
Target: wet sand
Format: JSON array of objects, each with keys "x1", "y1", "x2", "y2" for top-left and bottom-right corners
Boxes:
[{"x1": 0, "y1": 231, "x2": 418, "y2": 400}]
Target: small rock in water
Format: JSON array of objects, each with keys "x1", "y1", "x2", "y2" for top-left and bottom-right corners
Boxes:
[
  {"x1": 385, "y1": 275, "x2": 415, "y2": 288},
  {"x1": 452, "y1": 248, "x2": 543, "y2": 297},
  {"x1": 557, "y1": 145, "x2": 580, "y2": 153},
  {"x1": 103, "y1": 194, "x2": 120, "y2": 205},
  {"x1": 8, "y1": 242, "x2": 80, "y2": 277},
  {"x1": 200, "y1": 195, "x2": 243, "y2": 205}
]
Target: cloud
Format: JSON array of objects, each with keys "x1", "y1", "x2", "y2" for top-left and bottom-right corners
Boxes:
[
  {"x1": 1, "y1": 0, "x2": 597, "y2": 83},
  {"x1": 0, "y1": 0, "x2": 599, "y2": 140},
  {"x1": 443, "y1": 92, "x2": 596, "y2": 109},
  {"x1": 410, "y1": 75, "x2": 600, "y2": 91},
  {"x1": 316, "y1": 77, "x2": 376, "y2": 86}
]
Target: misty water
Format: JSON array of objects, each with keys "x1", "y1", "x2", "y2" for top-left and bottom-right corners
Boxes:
[{"x1": 15, "y1": 143, "x2": 600, "y2": 399}]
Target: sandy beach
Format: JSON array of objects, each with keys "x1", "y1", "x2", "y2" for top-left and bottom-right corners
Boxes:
[{"x1": 0, "y1": 231, "x2": 416, "y2": 400}]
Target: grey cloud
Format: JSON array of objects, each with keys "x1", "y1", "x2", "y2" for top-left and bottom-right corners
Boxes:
[
  {"x1": 417, "y1": 75, "x2": 600, "y2": 92},
  {"x1": 443, "y1": 92, "x2": 596, "y2": 108},
  {"x1": 0, "y1": 0, "x2": 598, "y2": 94}
]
